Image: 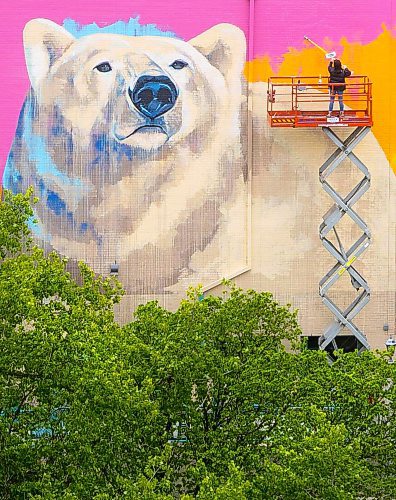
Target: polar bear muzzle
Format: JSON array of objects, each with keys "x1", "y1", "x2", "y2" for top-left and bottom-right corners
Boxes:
[{"x1": 130, "y1": 75, "x2": 178, "y2": 119}]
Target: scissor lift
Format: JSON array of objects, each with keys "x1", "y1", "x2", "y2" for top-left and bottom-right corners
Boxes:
[{"x1": 267, "y1": 76, "x2": 373, "y2": 352}]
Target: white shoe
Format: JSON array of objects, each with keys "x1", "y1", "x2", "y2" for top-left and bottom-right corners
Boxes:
[{"x1": 327, "y1": 112, "x2": 332, "y2": 118}]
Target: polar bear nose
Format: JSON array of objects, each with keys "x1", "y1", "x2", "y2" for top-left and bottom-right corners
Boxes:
[{"x1": 130, "y1": 75, "x2": 178, "y2": 119}]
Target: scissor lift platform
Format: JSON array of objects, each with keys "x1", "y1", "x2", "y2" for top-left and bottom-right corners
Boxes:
[
  {"x1": 266, "y1": 75, "x2": 373, "y2": 353},
  {"x1": 270, "y1": 109, "x2": 372, "y2": 128},
  {"x1": 267, "y1": 76, "x2": 373, "y2": 128}
]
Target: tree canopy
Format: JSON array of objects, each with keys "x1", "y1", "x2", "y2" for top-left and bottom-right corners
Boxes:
[{"x1": 0, "y1": 190, "x2": 395, "y2": 499}]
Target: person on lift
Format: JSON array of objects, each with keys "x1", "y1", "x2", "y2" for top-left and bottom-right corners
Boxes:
[{"x1": 327, "y1": 59, "x2": 351, "y2": 118}]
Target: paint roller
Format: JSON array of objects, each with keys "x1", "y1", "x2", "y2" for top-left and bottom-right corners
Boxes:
[{"x1": 304, "y1": 36, "x2": 336, "y2": 59}]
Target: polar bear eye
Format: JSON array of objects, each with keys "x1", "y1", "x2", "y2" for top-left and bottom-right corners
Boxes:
[
  {"x1": 170, "y1": 60, "x2": 188, "y2": 70},
  {"x1": 95, "y1": 62, "x2": 112, "y2": 73}
]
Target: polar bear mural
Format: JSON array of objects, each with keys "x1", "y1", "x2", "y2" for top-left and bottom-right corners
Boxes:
[
  {"x1": 4, "y1": 19, "x2": 248, "y2": 294},
  {"x1": 3, "y1": 17, "x2": 395, "y2": 346}
]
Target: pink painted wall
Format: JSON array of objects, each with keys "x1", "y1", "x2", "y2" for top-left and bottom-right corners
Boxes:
[{"x1": 255, "y1": 0, "x2": 392, "y2": 61}]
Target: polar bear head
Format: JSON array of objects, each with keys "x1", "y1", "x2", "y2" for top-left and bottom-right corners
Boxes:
[
  {"x1": 3, "y1": 19, "x2": 248, "y2": 293},
  {"x1": 22, "y1": 19, "x2": 246, "y2": 153}
]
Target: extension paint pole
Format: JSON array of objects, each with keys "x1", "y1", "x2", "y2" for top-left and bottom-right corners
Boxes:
[{"x1": 304, "y1": 36, "x2": 336, "y2": 59}]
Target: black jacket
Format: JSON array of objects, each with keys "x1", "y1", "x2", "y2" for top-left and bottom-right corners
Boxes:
[{"x1": 328, "y1": 63, "x2": 351, "y2": 91}]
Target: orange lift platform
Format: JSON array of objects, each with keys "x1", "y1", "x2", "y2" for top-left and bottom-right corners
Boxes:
[
  {"x1": 267, "y1": 75, "x2": 373, "y2": 128},
  {"x1": 267, "y1": 76, "x2": 373, "y2": 355}
]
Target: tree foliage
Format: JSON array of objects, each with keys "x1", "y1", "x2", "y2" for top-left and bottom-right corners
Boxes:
[
  {"x1": 0, "y1": 190, "x2": 395, "y2": 499},
  {"x1": 0, "y1": 188, "x2": 36, "y2": 260}
]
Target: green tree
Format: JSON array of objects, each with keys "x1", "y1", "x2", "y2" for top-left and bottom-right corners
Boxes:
[
  {"x1": 0, "y1": 190, "x2": 395, "y2": 499},
  {"x1": 0, "y1": 188, "x2": 36, "y2": 259},
  {"x1": 124, "y1": 294, "x2": 395, "y2": 499},
  {"x1": 0, "y1": 191, "x2": 155, "y2": 498}
]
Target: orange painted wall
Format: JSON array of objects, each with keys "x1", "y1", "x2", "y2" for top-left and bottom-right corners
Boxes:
[{"x1": 245, "y1": 27, "x2": 396, "y2": 174}]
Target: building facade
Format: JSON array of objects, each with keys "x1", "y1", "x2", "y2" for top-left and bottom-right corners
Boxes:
[{"x1": 1, "y1": 0, "x2": 395, "y2": 348}]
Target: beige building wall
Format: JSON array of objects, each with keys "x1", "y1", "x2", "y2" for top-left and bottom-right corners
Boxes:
[{"x1": 2, "y1": 18, "x2": 394, "y2": 351}]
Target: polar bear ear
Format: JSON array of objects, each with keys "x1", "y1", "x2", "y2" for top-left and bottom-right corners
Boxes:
[
  {"x1": 23, "y1": 18, "x2": 75, "y2": 91},
  {"x1": 189, "y1": 24, "x2": 246, "y2": 84}
]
